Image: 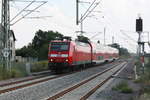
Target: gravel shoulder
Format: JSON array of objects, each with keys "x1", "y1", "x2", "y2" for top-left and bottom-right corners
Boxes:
[
  {"x1": 0, "y1": 70, "x2": 51, "y2": 86},
  {"x1": 88, "y1": 59, "x2": 141, "y2": 100}
]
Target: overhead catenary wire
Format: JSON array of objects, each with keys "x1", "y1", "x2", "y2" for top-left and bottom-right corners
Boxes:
[
  {"x1": 80, "y1": 1, "x2": 91, "y2": 11},
  {"x1": 11, "y1": 0, "x2": 76, "y2": 36},
  {"x1": 10, "y1": 0, "x2": 36, "y2": 23},
  {"x1": 10, "y1": 1, "x2": 47, "y2": 25},
  {"x1": 10, "y1": 1, "x2": 25, "y2": 17},
  {"x1": 10, "y1": 0, "x2": 46, "y2": 3},
  {"x1": 25, "y1": 16, "x2": 52, "y2": 19},
  {"x1": 120, "y1": 30, "x2": 137, "y2": 43},
  {"x1": 79, "y1": 1, "x2": 91, "y2": 4},
  {"x1": 100, "y1": 16, "x2": 137, "y2": 52},
  {"x1": 79, "y1": 0, "x2": 97, "y2": 23},
  {"x1": 96, "y1": 3, "x2": 124, "y2": 36},
  {"x1": 90, "y1": 32, "x2": 102, "y2": 39},
  {"x1": 97, "y1": 4, "x2": 137, "y2": 51},
  {"x1": 80, "y1": 0, "x2": 102, "y2": 23},
  {"x1": 77, "y1": 0, "x2": 137, "y2": 52},
  {"x1": 117, "y1": 32, "x2": 137, "y2": 51}
]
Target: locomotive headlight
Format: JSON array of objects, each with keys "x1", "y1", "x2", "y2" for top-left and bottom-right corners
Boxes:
[
  {"x1": 65, "y1": 59, "x2": 68, "y2": 62},
  {"x1": 50, "y1": 59, "x2": 53, "y2": 61}
]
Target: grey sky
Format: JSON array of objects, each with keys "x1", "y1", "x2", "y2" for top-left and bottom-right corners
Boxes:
[{"x1": 1, "y1": 0, "x2": 150, "y2": 53}]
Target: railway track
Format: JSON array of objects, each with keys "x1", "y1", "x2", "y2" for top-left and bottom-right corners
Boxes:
[
  {"x1": 0, "y1": 74, "x2": 59, "y2": 94},
  {"x1": 0, "y1": 74, "x2": 50, "y2": 87},
  {"x1": 0, "y1": 61, "x2": 120, "y2": 96},
  {"x1": 46, "y1": 62, "x2": 127, "y2": 100},
  {"x1": 80, "y1": 62, "x2": 127, "y2": 100}
]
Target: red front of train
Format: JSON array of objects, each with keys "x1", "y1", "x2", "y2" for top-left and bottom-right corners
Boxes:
[{"x1": 48, "y1": 40, "x2": 92, "y2": 71}]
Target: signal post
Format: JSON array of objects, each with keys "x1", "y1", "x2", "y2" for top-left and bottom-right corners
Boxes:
[{"x1": 136, "y1": 16, "x2": 145, "y2": 74}]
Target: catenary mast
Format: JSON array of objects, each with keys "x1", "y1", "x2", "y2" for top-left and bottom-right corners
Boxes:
[{"x1": 1, "y1": 0, "x2": 11, "y2": 70}]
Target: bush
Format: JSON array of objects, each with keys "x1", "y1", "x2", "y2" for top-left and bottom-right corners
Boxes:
[
  {"x1": 0, "y1": 68, "x2": 10, "y2": 80},
  {"x1": 121, "y1": 87, "x2": 133, "y2": 93},
  {"x1": 31, "y1": 61, "x2": 48, "y2": 72},
  {"x1": 0, "y1": 63, "x2": 28, "y2": 80},
  {"x1": 112, "y1": 81, "x2": 133, "y2": 93},
  {"x1": 11, "y1": 69, "x2": 24, "y2": 78},
  {"x1": 0, "y1": 61, "x2": 49, "y2": 80}
]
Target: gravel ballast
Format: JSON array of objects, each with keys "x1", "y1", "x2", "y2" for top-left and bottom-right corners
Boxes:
[{"x1": 0, "y1": 62, "x2": 119, "y2": 100}]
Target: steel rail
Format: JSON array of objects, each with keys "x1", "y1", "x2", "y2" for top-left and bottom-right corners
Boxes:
[
  {"x1": 0, "y1": 74, "x2": 49, "y2": 87},
  {"x1": 46, "y1": 62, "x2": 124, "y2": 100},
  {"x1": 0, "y1": 75, "x2": 64, "y2": 94},
  {"x1": 80, "y1": 63, "x2": 127, "y2": 100}
]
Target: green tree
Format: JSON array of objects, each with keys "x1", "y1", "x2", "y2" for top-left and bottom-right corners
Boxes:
[
  {"x1": 109, "y1": 43, "x2": 130, "y2": 56},
  {"x1": 16, "y1": 30, "x2": 63, "y2": 60},
  {"x1": 32, "y1": 30, "x2": 63, "y2": 49},
  {"x1": 109, "y1": 43, "x2": 120, "y2": 49},
  {"x1": 77, "y1": 35, "x2": 90, "y2": 43}
]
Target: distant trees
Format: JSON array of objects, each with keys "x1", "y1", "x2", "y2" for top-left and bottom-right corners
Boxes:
[
  {"x1": 77, "y1": 35, "x2": 90, "y2": 43},
  {"x1": 16, "y1": 30, "x2": 63, "y2": 60},
  {"x1": 109, "y1": 43, "x2": 130, "y2": 56}
]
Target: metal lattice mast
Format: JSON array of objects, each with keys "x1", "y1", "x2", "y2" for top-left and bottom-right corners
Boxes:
[{"x1": 1, "y1": 0, "x2": 11, "y2": 70}]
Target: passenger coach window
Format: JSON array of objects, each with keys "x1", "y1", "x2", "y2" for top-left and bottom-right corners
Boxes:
[{"x1": 51, "y1": 42, "x2": 69, "y2": 51}]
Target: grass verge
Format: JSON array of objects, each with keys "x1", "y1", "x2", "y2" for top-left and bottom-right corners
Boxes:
[
  {"x1": 0, "y1": 60, "x2": 49, "y2": 81},
  {"x1": 134, "y1": 57, "x2": 150, "y2": 100},
  {"x1": 112, "y1": 81, "x2": 133, "y2": 93},
  {"x1": 31, "y1": 60, "x2": 48, "y2": 72},
  {"x1": 0, "y1": 63, "x2": 28, "y2": 80}
]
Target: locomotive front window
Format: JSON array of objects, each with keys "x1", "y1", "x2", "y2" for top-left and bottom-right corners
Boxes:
[{"x1": 50, "y1": 42, "x2": 69, "y2": 51}]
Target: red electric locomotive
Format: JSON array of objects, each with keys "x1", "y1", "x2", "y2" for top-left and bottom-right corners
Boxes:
[
  {"x1": 48, "y1": 39, "x2": 92, "y2": 72},
  {"x1": 48, "y1": 38, "x2": 119, "y2": 72}
]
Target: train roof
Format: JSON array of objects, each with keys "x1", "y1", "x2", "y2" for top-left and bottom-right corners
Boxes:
[
  {"x1": 50, "y1": 40, "x2": 118, "y2": 53},
  {"x1": 50, "y1": 40, "x2": 71, "y2": 42},
  {"x1": 91, "y1": 42, "x2": 119, "y2": 53}
]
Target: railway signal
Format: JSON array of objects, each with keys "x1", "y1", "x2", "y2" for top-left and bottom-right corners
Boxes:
[
  {"x1": 136, "y1": 17, "x2": 143, "y2": 32},
  {"x1": 136, "y1": 16, "x2": 145, "y2": 74}
]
